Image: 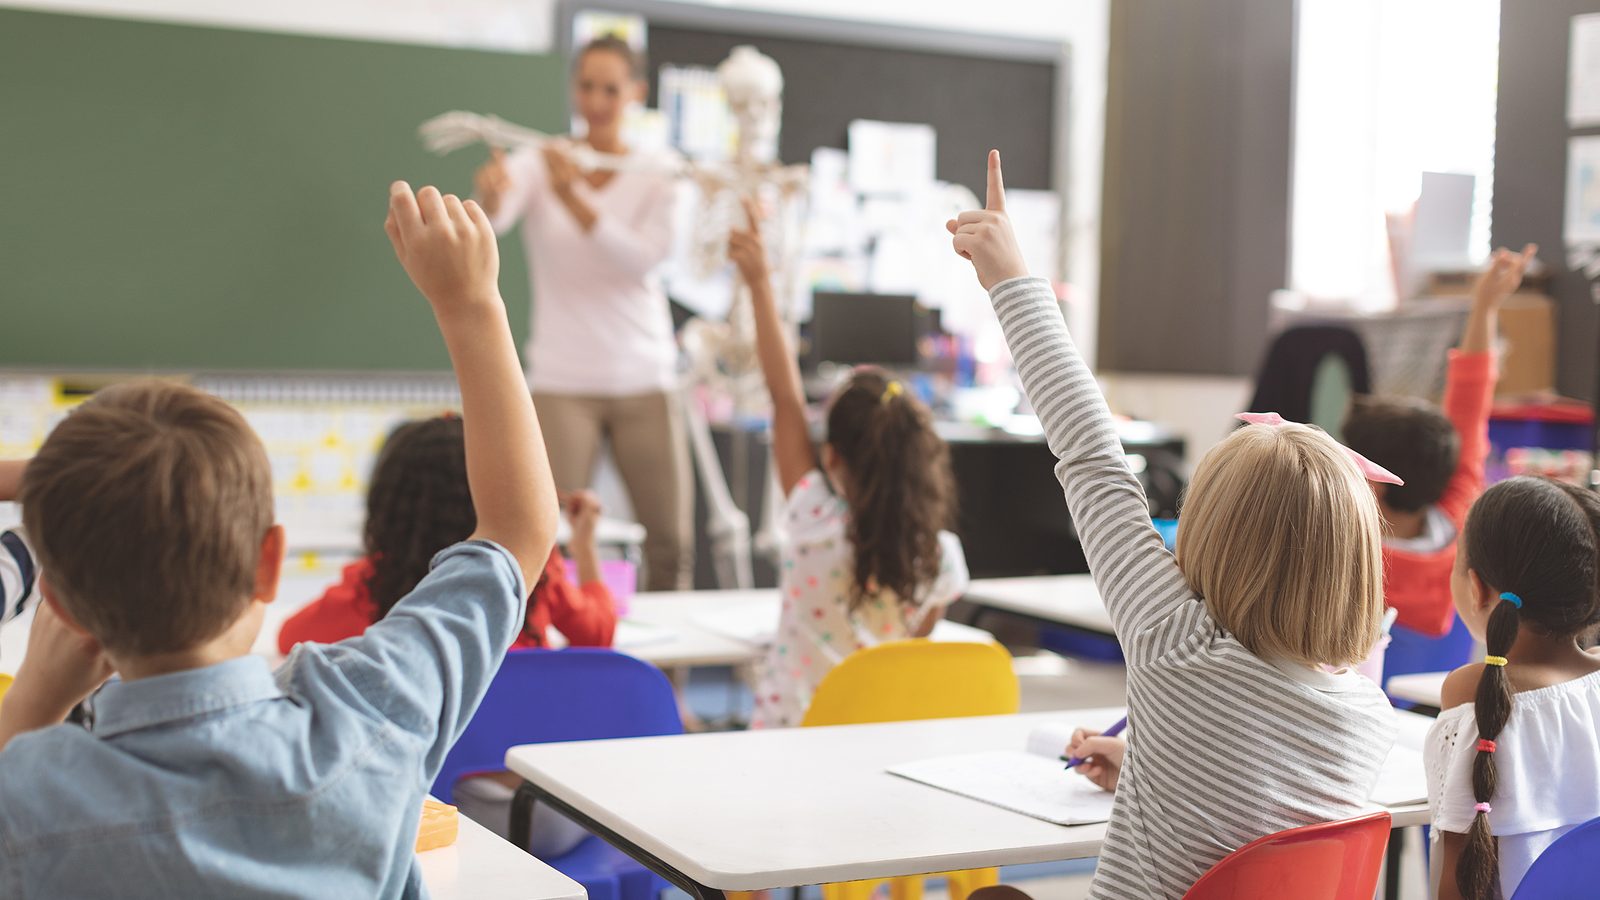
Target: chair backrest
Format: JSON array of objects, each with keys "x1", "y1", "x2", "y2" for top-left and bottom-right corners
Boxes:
[
  {"x1": 431, "y1": 648, "x2": 682, "y2": 803},
  {"x1": 1247, "y1": 325, "x2": 1372, "y2": 433},
  {"x1": 1382, "y1": 614, "x2": 1477, "y2": 689},
  {"x1": 1181, "y1": 811, "x2": 1391, "y2": 900},
  {"x1": 1510, "y1": 815, "x2": 1600, "y2": 899},
  {"x1": 800, "y1": 640, "x2": 1019, "y2": 728}
]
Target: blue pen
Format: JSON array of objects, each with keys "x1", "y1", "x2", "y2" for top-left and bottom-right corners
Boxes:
[{"x1": 1063, "y1": 715, "x2": 1128, "y2": 769}]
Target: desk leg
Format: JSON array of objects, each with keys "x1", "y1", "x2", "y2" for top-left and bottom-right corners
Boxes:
[
  {"x1": 511, "y1": 781, "x2": 537, "y2": 854},
  {"x1": 1384, "y1": 826, "x2": 1404, "y2": 899},
  {"x1": 515, "y1": 779, "x2": 730, "y2": 900}
]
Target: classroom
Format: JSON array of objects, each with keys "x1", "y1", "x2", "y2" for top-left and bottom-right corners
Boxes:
[{"x1": 1, "y1": 0, "x2": 1597, "y2": 898}]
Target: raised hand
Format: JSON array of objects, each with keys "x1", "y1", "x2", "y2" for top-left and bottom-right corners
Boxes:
[
  {"x1": 384, "y1": 181, "x2": 502, "y2": 317},
  {"x1": 473, "y1": 148, "x2": 511, "y2": 217},
  {"x1": 946, "y1": 150, "x2": 1029, "y2": 291},
  {"x1": 560, "y1": 490, "x2": 603, "y2": 545},
  {"x1": 727, "y1": 196, "x2": 771, "y2": 286},
  {"x1": 542, "y1": 143, "x2": 580, "y2": 195},
  {"x1": 1473, "y1": 243, "x2": 1538, "y2": 308}
]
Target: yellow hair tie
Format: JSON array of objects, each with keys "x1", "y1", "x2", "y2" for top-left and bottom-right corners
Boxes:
[
  {"x1": 881, "y1": 381, "x2": 905, "y2": 405},
  {"x1": 1484, "y1": 656, "x2": 1508, "y2": 667}
]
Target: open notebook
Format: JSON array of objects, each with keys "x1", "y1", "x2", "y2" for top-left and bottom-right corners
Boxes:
[{"x1": 889, "y1": 720, "x2": 1429, "y2": 827}]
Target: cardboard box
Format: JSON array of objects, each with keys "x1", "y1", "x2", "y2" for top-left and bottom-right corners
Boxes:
[
  {"x1": 1422, "y1": 273, "x2": 1556, "y2": 397},
  {"x1": 1497, "y1": 291, "x2": 1556, "y2": 397}
]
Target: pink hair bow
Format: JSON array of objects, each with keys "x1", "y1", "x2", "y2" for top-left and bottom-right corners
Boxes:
[{"x1": 1235, "y1": 412, "x2": 1405, "y2": 486}]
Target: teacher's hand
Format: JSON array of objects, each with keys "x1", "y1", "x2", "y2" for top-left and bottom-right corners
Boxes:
[
  {"x1": 542, "y1": 144, "x2": 579, "y2": 196},
  {"x1": 473, "y1": 148, "x2": 510, "y2": 218}
]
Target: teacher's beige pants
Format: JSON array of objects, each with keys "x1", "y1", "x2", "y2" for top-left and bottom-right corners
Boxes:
[{"x1": 534, "y1": 390, "x2": 693, "y2": 591}]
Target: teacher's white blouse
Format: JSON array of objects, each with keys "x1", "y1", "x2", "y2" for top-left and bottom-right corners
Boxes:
[{"x1": 489, "y1": 145, "x2": 681, "y2": 396}]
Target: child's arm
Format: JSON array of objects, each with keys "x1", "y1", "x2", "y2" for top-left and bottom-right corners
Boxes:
[
  {"x1": 561, "y1": 490, "x2": 605, "y2": 589},
  {"x1": 728, "y1": 197, "x2": 817, "y2": 495},
  {"x1": 385, "y1": 182, "x2": 559, "y2": 585},
  {"x1": 294, "y1": 183, "x2": 558, "y2": 774},
  {"x1": 950, "y1": 152, "x2": 1192, "y2": 660},
  {"x1": 0, "y1": 600, "x2": 112, "y2": 752},
  {"x1": 1460, "y1": 244, "x2": 1535, "y2": 355},
  {"x1": 1437, "y1": 244, "x2": 1535, "y2": 521},
  {"x1": 1434, "y1": 831, "x2": 1467, "y2": 900},
  {"x1": 0, "y1": 460, "x2": 25, "y2": 502}
]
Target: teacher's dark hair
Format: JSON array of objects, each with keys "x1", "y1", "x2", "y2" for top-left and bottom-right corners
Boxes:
[
  {"x1": 825, "y1": 369, "x2": 956, "y2": 613},
  {"x1": 575, "y1": 35, "x2": 647, "y2": 80}
]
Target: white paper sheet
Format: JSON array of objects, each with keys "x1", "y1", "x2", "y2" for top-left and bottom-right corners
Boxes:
[
  {"x1": 891, "y1": 737, "x2": 1427, "y2": 826},
  {"x1": 848, "y1": 120, "x2": 936, "y2": 195},
  {"x1": 888, "y1": 750, "x2": 1117, "y2": 826},
  {"x1": 1565, "y1": 136, "x2": 1600, "y2": 244},
  {"x1": 1571, "y1": 15, "x2": 1600, "y2": 126}
]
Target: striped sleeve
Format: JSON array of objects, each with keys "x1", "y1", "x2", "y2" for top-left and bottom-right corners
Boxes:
[
  {"x1": 0, "y1": 528, "x2": 40, "y2": 625},
  {"x1": 988, "y1": 277, "x2": 1196, "y2": 664}
]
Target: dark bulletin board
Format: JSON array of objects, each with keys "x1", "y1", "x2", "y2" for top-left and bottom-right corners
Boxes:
[
  {"x1": 1493, "y1": 0, "x2": 1600, "y2": 402},
  {"x1": 643, "y1": 22, "x2": 1060, "y2": 196}
]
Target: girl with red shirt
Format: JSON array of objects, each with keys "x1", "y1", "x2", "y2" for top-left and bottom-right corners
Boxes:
[{"x1": 278, "y1": 415, "x2": 616, "y2": 655}]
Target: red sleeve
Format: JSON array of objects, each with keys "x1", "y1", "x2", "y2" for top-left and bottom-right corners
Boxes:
[
  {"x1": 276, "y1": 559, "x2": 380, "y2": 654},
  {"x1": 1436, "y1": 349, "x2": 1498, "y2": 524},
  {"x1": 533, "y1": 554, "x2": 617, "y2": 648}
]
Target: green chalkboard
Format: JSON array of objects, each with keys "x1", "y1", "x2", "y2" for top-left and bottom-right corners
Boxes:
[{"x1": 0, "y1": 9, "x2": 565, "y2": 371}]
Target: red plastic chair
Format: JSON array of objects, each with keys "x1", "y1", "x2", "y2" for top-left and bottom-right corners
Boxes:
[{"x1": 1182, "y1": 812, "x2": 1392, "y2": 900}]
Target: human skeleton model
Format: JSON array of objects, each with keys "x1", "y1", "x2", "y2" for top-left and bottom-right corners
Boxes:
[{"x1": 420, "y1": 46, "x2": 807, "y2": 588}]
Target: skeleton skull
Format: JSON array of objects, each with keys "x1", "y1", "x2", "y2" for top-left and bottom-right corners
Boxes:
[{"x1": 717, "y1": 46, "x2": 784, "y2": 164}]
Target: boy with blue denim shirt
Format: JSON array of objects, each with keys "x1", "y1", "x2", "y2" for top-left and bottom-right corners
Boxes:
[{"x1": 0, "y1": 182, "x2": 558, "y2": 898}]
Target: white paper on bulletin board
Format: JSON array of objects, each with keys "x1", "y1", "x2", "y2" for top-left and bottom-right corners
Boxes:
[
  {"x1": 848, "y1": 120, "x2": 936, "y2": 195},
  {"x1": 1570, "y1": 14, "x2": 1600, "y2": 126},
  {"x1": 1565, "y1": 136, "x2": 1600, "y2": 244}
]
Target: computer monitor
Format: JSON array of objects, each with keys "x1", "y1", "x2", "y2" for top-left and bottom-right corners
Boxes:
[{"x1": 808, "y1": 292, "x2": 923, "y2": 366}]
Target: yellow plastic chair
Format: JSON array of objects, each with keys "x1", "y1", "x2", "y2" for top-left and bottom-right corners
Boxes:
[{"x1": 806, "y1": 639, "x2": 1019, "y2": 900}]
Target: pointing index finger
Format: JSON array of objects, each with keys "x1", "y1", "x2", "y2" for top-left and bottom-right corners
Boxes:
[
  {"x1": 986, "y1": 149, "x2": 1006, "y2": 212},
  {"x1": 389, "y1": 181, "x2": 421, "y2": 231}
]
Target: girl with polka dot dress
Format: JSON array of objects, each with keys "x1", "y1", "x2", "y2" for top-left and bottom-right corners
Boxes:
[{"x1": 727, "y1": 199, "x2": 969, "y2": 728}]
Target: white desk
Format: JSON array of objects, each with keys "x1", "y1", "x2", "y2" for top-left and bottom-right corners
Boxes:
[
  {"x1": 620, "y1": 589, "x2": 997, "y2": 669},
  {"x1": 961, "y1": 575, "x2": 1115, "y2": 637},
  {"x1": 505, "y1": 707, "x2": 1435, "y2": 896},
  {"x1": 420, "y1": 805, "x2": 587, "y2": 900},
  {"x1": 280, "y1": 515, "x2": 647, "y2": 557},
  {"x1": 5, "y1": 576, "x2": 993, "y2": 679},
  {"x1": 1387, "y1": 671, "x2": 1447, "y2": 711}
]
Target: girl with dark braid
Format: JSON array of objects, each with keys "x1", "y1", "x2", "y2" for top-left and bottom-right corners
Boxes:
[{"x1": 1427, "y1": 476, "x2": 1600, "y2": 899}]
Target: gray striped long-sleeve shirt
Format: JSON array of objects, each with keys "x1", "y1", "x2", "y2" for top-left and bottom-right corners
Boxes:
[{"x1": 989, "y1": 277, "x2": 1397, "y2": 899}]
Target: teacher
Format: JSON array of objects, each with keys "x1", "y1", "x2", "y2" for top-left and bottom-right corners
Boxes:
[{"x1": 474, "y1": 36, "x2": 690, "y2": 591}]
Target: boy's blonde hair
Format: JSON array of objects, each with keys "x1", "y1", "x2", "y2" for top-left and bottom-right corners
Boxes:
[
  {"x1": 1175, "y1": 423, "x2": 1384, "y2": 667},
  {"x1": 20, "y1": 381, "x2": 274, "y2": 657}
]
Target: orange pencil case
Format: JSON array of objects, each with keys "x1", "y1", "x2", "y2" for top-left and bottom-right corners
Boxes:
[{"x1": 416, "y1": 797, "x2": 460, "y2": 852}]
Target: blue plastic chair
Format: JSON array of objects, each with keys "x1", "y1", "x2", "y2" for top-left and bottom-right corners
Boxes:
[
  {"x1": 432, "y1": 648, "x2": 682, "y2": 900},
  {"x1": 1510, "y1": 815, "x2": 1600, "y2": 899},
  {"x1": 1382, "y1": 614, "x2": 1476, "y2": 696}
]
